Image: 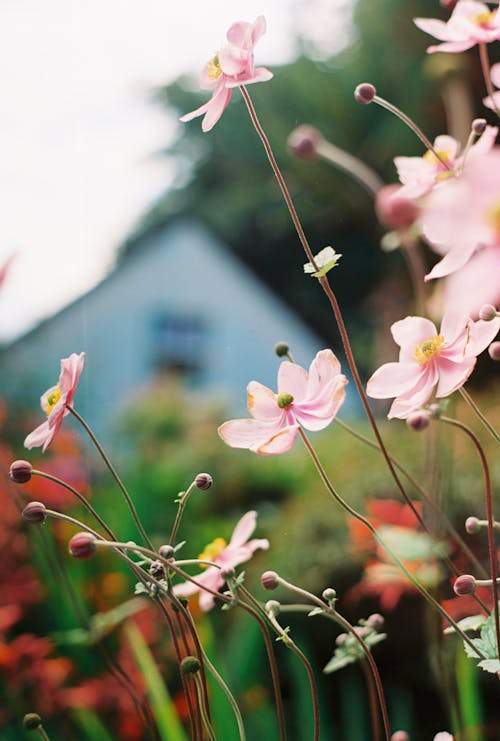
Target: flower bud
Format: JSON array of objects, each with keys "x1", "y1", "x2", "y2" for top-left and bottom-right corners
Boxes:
[
  {"x1": 22, "y1": 501, "x2": 47, "y2": 524},
  {"x1": 354, "y1": 82, "x2": 376, "y2": 104},
  {"x1": 23, "y1": 714, "x2": 43, "y2": 731},
  {"x1": 180, "y1": 656, "x2": 201, "y2": 675},
  {"x1": 265, "y1": 599, "x2": 281, "y2": 616},
  {"x1": 406, "y1": 410, "x2": 431, "y2": 431},
  {"x1": 220, "y1": 566, "x2": 235, "y2": 580},
  {"x1": 465, "y1": 516, "x2": 481, "y2": 534},
  {"x1": 274, "y1": 342, "x2": 289, "y2": 358},
  {"x1": 194, "y1": 472, "x2": 213, "y2": 490},
  {"x1": 10, "y1": 459, "x2": 33, "y2": 484},
  {"x1": 391, "y1": 732, "x2": 410, "y2": 741},
  {"x1": 261, "y1": 571, "x2": 280, "y2": 590},
  {"x1": 159, "y1": 544, "x2": 175, "y2": 559},
  {"x1": 479, "y1": 304, "x2": 497, "y2": 322},
  {"x1": 453, "y1": 574, "x2": 476, "y2": 596},
  {"x1": 366, "y1": 613, "x2": 385, "y2": 631},
  {"x1": 322, "y1": 587, "x2": 337, "y2": 603},
  {"x1": 69, "y1": 532, "x2": 97, "y2": 559},
  {"x1": 488, "y1": 342, "x2": 500, "y2": 361},
  {"x1": 287, "y1": 125, "x2": 322, "y2": 160},
  {"x1": 375, "y1": 185, "x2": 419, "y2": 230},
  {"x1": 472, "y1": 118, "x2": 487, "y2": 135},
  {"x1": 149, "y1": 560, "x2": 165, "y2": 579}
]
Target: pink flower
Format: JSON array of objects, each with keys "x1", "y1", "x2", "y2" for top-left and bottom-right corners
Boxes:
[
  {"x1": 414, "y1": 1, "x2": 500, "y2": 53},
  {"x1": 421, "y1": 149, "x2": 500, "y2": 280},
  {"x1": 180, "y1": 16, "x2": 273, "y2": 132},
  {"x1": 483, "y1": 62, "x2": 500, "y2": 110},
  {"x1": 367, "y1": 314, "x2": 500, "y2": 419},
  {"x1": 438, "y1": 245, "x2": 500, "y2": 318},
  {"x1": 218, "y1": 349, "x2": 348, "y2": 455},
  {"x1": 173, "y1": 511, "x2": 269, "y2": 611},
  {"x1": 394, "y1": 127, "x2": 497, "y2": 200},
  {"x1": 24, "y1": 353, "x2": 85, "y2": 452}
]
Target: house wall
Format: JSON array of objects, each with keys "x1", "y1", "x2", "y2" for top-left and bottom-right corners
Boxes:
[{"x1": 1, "y1": 221, "x2": 333, "y2": 442}]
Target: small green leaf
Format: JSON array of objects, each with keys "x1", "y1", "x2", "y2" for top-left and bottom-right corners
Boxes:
[
  {"x1": 444, "y1": 614, "x2": 486, "y2": 635},
  {"x1": 477, "y1": 659, "x2": 500, "y2": 674},
  {"x1": 307, "y1": 607, "x2": 324, "y2": 617}
]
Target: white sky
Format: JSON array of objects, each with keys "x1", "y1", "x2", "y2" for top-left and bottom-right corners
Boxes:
[{"x1": 0, "y1": 0, "x2": 352, "y2": 341}]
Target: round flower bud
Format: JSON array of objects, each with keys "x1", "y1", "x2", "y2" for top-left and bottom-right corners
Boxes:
[
  {"x1": 194, "y1": 472, "x2": 213, "y2": 490},
  {"x1": 465, "y1": 516, "x2": 481, "y2": 535},
  {"x1": 406, "y1": 410, "x2": 431, "y2": 432},
  {"x1": 10, "y1": 459, "x2": 33, "y2": 484},
  {"x1": 159, "y1": 544, "x2": 175, "y2": 559},
  {"x1": 322, "y1": 587, "x2": 337, "y2": 603},
  {"x1": 488, "y1": 342, "x2": 500, "y2": 361},
  {"x1": 180, "y1": 656, "x2": 201, "y2": 675},
  {"x1": 220, "y1": 566, "x2": 235, "y2": 580},
  {"x1": 265, "y1": 599, "x2": 281, "y2": 616},
  {"x1": 391, "y1": 732, "x2": 410, "y2": 741},
  {"x1": 261, "y1": 571, "x2": 280, "y2": 590},
  {"x1": 366, "y1": 613, "x2": 385, "y2": 631},
  {"x1": 472, "y1": 118, "x2": 487, "y2": 135},
  {"x1": 479, "y1": 304, "x2": 497, "y2": 322},
  {"x1": 23, "y1": 714, "x2": 43, "y2": 731},
  {"x1": 354, "y1": 82, "x2": 376, "y2": 104},
  {"x1": 287, "y1": 124, "x2": 322, "y2": 160},
  {"x1": 69, "y1": 532, "x2": 97, "y2": 559},
  {"x1": 375, "y1": 185, "x2": 419, "y2": 231},
  {"x1": 22, "y1": 501, "x2": 47, "y2": 524},
  {"x1": 453, "y1": 574, "x2": 476, "y2": 596},
  {"x1": 274, "y1": 342, "x2": 289, "y2": 358},
  {"x1": 150, "y1": 560, "x2": 165, "y2": 579}
]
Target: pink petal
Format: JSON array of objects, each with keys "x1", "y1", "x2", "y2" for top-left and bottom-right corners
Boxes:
[
  {"x1": 225, "y1": 67, "x2": 273, "y2": 88},
  {"x1": 490, "y1": 62, "x2": 500, "y2": 89},
  {"x1": 201, "y1": 86, "x2": 232, "y2": 132},
  {"x1": 367, "y1": 362, "x2": 425, "y2": 399},
  {"x1": 219, "y1": 45, "x2": 249, "y2": 77},
  {"x1": 218, "y1": 417, "x2": 283, "y2": 450},
  {"x1": 294, "y1": 378, "x2": 347, "y2": 431},
  {"x1": 247, "y1": 381, "x2": 281, "y2": 421},
  {"x1": 391, "y1": 316, "x2": 438, "y2": 357},
  {"x1": 436, "y1": 356, "x2": 476, "y2": 396},
  {"x1": 278, "y1": 361, "x2": 308, "y2": 400},
  {"x1": 440, "y1": 313, "x2": 468, "y2": 346},
  {"x1": 413, "y1": 18, "x2": 454, "y2": 41},
  {"x1": 229, "y1": 510, "x2": 258, "y2": 547},
  {"x1": 387, "y1": 366, "x2": 438, "y2": 418},
  {"x1": 467, "y1": 317, "x2": 500, "y2": 356},
  {"x1": 24, "y1": 420, "x2": 54, "y2": 451},
  {"x1": 255, "y1": 425, "x2": 299, "y2": 455},
  {"x1": 425, "y1": 245, "x2": 477, "y2": 281},
  {"x1": 306, "y1": 349, "x2": 342, "y2": 397},
  {"x1": 440, "y1": 246, "x2": 500, "y2": 318},
  {"x1": 59, "y1": 352, "x2": 85, "y2": 405},
  {"x1": 426, "y1": 40, "x2": 476, "y2": 53}
]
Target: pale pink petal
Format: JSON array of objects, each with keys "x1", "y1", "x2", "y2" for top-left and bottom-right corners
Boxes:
[
  {"x1": 490, "y1": 62, "x2": 500, "y2": 89},
  {"x1": 246, "y1": 381, "x2": 281, "y2": 421},
  {"x1": 229, "y1": 510, "x2": 258, "y2": 547},
  {"x1": 172, "y1": 579, "x2": 200, "y2": 598},
  {"x1": 483, "y1": 91, "x2": 500, "y2": 111},
  {"x1": 226, "y1": 20, "x2": 253, "y2": 47},
  {"x1": 425, "y1": 245, "x2": 477, "y2": 281},
  {"x1": 469, "y1": 125, "x2": 498, "y2": 155},
  {"x1": 40, "y1": 384, "x2": 59, "y2": 414},
  {"x1": 426, "y1": 40, "x2": 476, "y2": 53},
  {"x1": 436, "y1": 356, "x2": 476, "y2": 396},
  {"x1": 413, "y1": 18, "x2": 455, "y2": 41},
  {"x1": 306, "y1": 349, "x2": 342, "y2": 398},
  {"x1": 256, "y1": 425, "x2": 299, "y2": 455},
  {"x1": 218, "y1": 417, "x2": 283, "y2": 450},
  {"x1": 225, "y1": 67, "x2": 273, "y2": 88},
  {"x1": 219, "y1": 45, "x2": 249, "y2": 77},
  {"x1": 367, "y1": 362, "x2": 425, "y2": 399},
  {"x1": 59, "y1": 352, "x2": 85, "y2": 405},
  {"x1": 277, "y1": 361, "x2": 308, "y2": 400},
  {"x1": 294, "y1": 380, "x2": 347, "y2": 431},
  {"x1": 223, "y1": 540, "x2": 269, "y2": 566},
  {"x1": 441, "y1": 246, "x2": 500, "y2": 318},
  {"x1": 387, "y1": 366, "x2": 438, "y2": 418},
  {"x1": 24, "y1": 420, "x2": 54, "y2": 451},
  {"x1": 391, "y1": 316, "x2": 438, "y2": 356},
  {"x1": 467, "y1": 317, "x2": 500, "y2": 356},
  {"x1": 433, "y1": 135, "x2": 460, "y2": 159},
  {"x1": 440, "y1": 313, "x2": 468, "y2": 346},
  {"x1": 200, "y1": 86, "x2": 232, "y2": 132}
]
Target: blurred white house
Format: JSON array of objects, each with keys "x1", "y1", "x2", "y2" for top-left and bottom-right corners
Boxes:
[{"x1": 0, "y1": 220, "x2": 326, "y2": 440}]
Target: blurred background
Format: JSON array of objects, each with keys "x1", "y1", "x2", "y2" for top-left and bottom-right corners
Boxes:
[{"x1": 1, "y1": 0, "x2": 499, "y2": 738}]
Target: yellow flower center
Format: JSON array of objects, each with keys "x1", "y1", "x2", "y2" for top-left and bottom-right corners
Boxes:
[
  {"x1": 472, "y1": 10, "x2": 495, "y2": 27},
  {"x1": 422, "y1": 149, "x2": 454, "y2": 175},
  {"x1": 486, "y1": 200, "x2": 500, "y2": 235},
  {"x1": 414, "y1": 335, "x2": 445, "y2": 365},
  {"x1": 198, "y1": 537, "x2": 227, "y2": 568},
  {"x1": 44, "y1": 385, "x2": 61, "y2": 416},
  {"x1": 206, "y1": 54, "x2": 222, "y2": 80},
  {"x1": 277, "y1": 392, "x2": 294, "y2": 409}
]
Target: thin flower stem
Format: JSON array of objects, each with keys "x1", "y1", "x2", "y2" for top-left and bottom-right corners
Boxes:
[
  {"x1": 192, "y1": 672, "x2": 217, "y2": 741},
  {"x1": 315, "y1": 138, "x2": 384, "y2": 196},
  {"x1": 333, "y1": 417, "x2": 489, "y2": 584},
  {"x1": 35, "y1": 727, "x2": 51, "y2": 741},
  {"x1": 459, "y1": 387, "x2": 500, "y2": 443},
  {"x1": 199, "y1": 647, "x2": 246, "y2": 741},
  {"x1": 440, "y1": 416, "x2": 500, "y2": 658},
  {"x1": 479, "y1": 42, "x2": 500, "y2": 119},
  {"x1": 240, "y1": 85, "x2": 430, "y2": 537},
  {"x1": 264, "y1": 608, "x2": 320, "y2": 741},
  {"x1": 168, "y1": 480, "x2": 197, "y2": 546},
  {"x1": 372, "y1": 95, "x2": 453, "y2": 171},
  {"x1": 31, "y1": 469, "x2": 117, "y2": 540},
  {"x1": 361, "y1": 655, "x2": 381, "y2": 741},
  {"x1": 400, "y1": 234, "x2": 428, "y2": 316},
  {"x1": 66, "y1": 405, "x2": 154, "y2": 550},
  {"x1": 297, "y1": 428, "x2": 487, "y2": 659}
]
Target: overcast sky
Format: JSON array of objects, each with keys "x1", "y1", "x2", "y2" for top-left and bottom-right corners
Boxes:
[{"x1": 0, "y1": 0, "x2": 352, "y2": 341}]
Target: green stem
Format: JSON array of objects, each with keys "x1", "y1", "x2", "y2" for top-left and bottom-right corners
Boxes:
[
  {"x1": 297, "y1": 428, "x2": 486, "y2": 659},
  {"x1": 200, "y1": 647, "x2": 246, "y2": 741},
  {"x1": 67, "y1": 405, "x2": 153, "y2": 549},
  {"x1": 459, "y1": 388, "x2": 500, "y2": 444},
  {"x1": 192, "y1": 672, "x2": 217, "y2": 741},
  {"x1": 169, "y1": 480, "x2": 197, "y2": 546},
  {"x1": 35, "y1": 726, "x2": 51, "y2": 741}
]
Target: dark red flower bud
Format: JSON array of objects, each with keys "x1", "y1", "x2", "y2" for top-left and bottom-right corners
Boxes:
[
  {"x1": 159, "y1": 544, "x2": 175, "y2": 559},
  {"x1": 195, "y1": 473, "x2": 213, "y2": 490},
  {"x1": 69, "y1": 532, "x2": 97, "y2": 559},
  {"x1": 261, "y1": 571, "x2": 279, "y2": 590},
  {"x1": 22, "y1": 501, "x2": 47, "y2": 524},
  {"x1": 465, "y1": 516, "x2": 481, "y2": 534},
  {"x1": 10, "y1": 459, "x2": 33, "y2": 484},
  {"x1": 354, "y1": 83, "x2": 376, "y2": 104},
  {"x1": 287, "y1": 125, "x2": 322, "y2": 160},
  {"x1": 453, "y1": 574, "x2": 476, "y2": 596}
]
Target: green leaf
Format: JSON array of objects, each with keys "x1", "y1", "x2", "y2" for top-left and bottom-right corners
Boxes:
[
  {"x1": 444, "y1": 614, "x2": 486, "y2": 635},
  {"x1": 477, "y1": 659, "x2": 500, "y2": 674}
]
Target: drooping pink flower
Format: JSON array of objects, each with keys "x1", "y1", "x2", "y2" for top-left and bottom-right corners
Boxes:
[
  {"x1": 367, "y1": 313, "x2": 500, "y2": 419},
  {"x1": 393, "y1": 127, "x2": 497, "y2": 200},
  {"x1": 218, "y1": 349, "x2": 348, "y2": 455},
  {"x1": 483, "y1": 62, "x2": 500, "y2": 110},
  {"x1": 24, "y1": 352, "x2": 85, "y2": 453},
  {"x1": 173, "y1": 511, "x2": 269, "y2": 611},
  {"x1": 414, "y1": 1, "x2": 500, "y2": 53},
  {"x1": 421, "y1": 149, "x2": 500, "y2": 280},
  {"x1": 180, "y1": 16, "x2": 273, "y2": 132}
]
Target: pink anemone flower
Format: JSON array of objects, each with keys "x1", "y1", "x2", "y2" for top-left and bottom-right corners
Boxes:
[
  {"x1": 173, "y1": 511, "x2": 269, "y2": 611},
  {"x1": 414, "y1": 0, "x2": 500, "y2": 53},
  {"x1": 24, "y1": 352, "x2": 85, "y2": 453},
  {"x1": 421, "y1": 149, "x2": 500, "y2": 281},
  {"x1": 367, "y1": 314, "x2": 499, "y2": 419},
  {"x1": 218, "y1": 349, "x2": 348, "y2": 455},
  {"x1": 180, "y1": 16, "x2": 273, "y2": 132}
]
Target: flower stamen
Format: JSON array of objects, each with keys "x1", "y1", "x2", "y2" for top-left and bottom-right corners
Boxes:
[
  {"x1": 414, "y1": 335, "x2": 445, "y2": 365},
  {"x1": 277, "y1": 392, "x2": 294, "y2": 409},
  {"x1": 206, "y1": 54, "x2": 222, "y2": 80},
  {"x1": 44, "y1": 386, "x2": 61, "y2": 416},
  {"x1": 198, "y1": 537, "x2": 227, "y2": 568}
]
